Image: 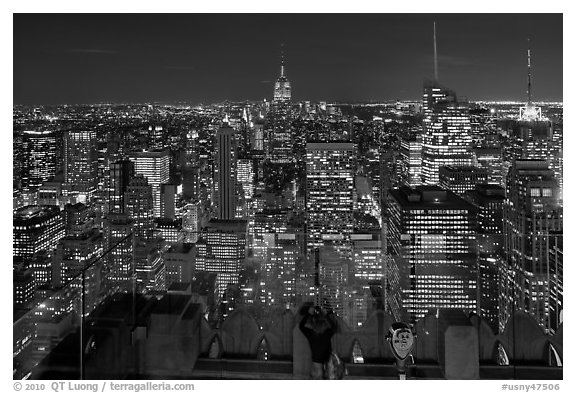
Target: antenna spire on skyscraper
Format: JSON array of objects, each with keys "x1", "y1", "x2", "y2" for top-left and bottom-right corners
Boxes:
[
  {"x1": 527, "y1": 38, "x2": 532, "y2": 106},
  {"x1": 280, "y1": 43, "x2": 285, "y2": 77},
  {"x1": 433, "y1": 22, "x2": 439, "y2": 82}
]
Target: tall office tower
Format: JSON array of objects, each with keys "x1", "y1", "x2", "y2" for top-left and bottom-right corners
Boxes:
[
  {"x1": 13, "y1": 206, "x2": 65, "y2": 259},
  {"x1": 182, "y1": 201, "x2": 201, "y2": 243},
  {"x1": 52, "y1": 230, "x2": 103, "y2": 287},
  {"x1": 501, "y1": 160, "x2": 562, "y2": 334},
  {"x1": 108, "y1": 159, "x2": 135, "y2": 214},
  {"x1": 509, "y1": 120, "x2": 563, "y2": 201},
  {"x1": 214, "y1": 125, "x2": 238, "y2": 220},
  {"x1": 473, "y1": 147, "x2": 503, "y2": 185},
  {"x1": 124, "y1": 175, "x2": 154, "y2": 240},
  {"x1": 306, "y1": 142, "x2": 355, "y2": 254},
  {"x1": 464, "y1": 184, "x2": 505, "y2": 333},
  {"x1": 64, "y1": 130, "x2": 98, "y2": 203},
  {"x1": 183, "y1": 130, "x2": 200, "y2": 200},
  {"x1": 399, "y1": 134, "x2": 422, "y2": 187},
  {"x1": 421, "y1": 83, "x2": 473, "y2": 185},
  {"x1": 19, "y1": 130, "x2": 58, "y2": 191},
  {"x1": 196, "y1": 219, "x2": 247, "y2": 299},
  {"x1": 237, "y1": 158, "x2": 254, "y2": 200},
  {"x1": 268, "y1": 51, "x2": 294, "y2": 163},
  {"x1": 439, "y1": 165, "x2": 488, "y2": 195},
  {"x1": 132, "y1": 150, "x2": 170, "y2": 218},
  {"x1": 273, "y1": 50, "x2": 291, "y2": 103},
  {"x1": 148, "y1": 125, "x2": 164, "y2": 150},
  {"x1": 267, "y1": 108, "x2": 293, "y2": 163},
  {"x1": 103, "y1": 213, "x2": 134, "y2": 292},
  {"x1": 259, "y1": 233, "x2": 298, "y2": 307},
  {"x1": 387, "y1": 186, "x2": 477, "y2": 323}
]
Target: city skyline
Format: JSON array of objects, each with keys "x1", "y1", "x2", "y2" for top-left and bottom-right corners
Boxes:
[
  {"x1": 12, "y1": 10, "x2": 565, "y2": 381},
  {"x1": 14, "y1": 13, "x2": 562, "y2": 105}
]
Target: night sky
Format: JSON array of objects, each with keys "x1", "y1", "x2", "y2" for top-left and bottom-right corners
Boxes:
[{"x1": 13, "y1": 13, "x2": 563, "y2": 105}]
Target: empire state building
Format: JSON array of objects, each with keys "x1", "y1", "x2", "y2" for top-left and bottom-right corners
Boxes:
[{"x1": 273, "y1": 54, "x2": 291, "y2": 103}]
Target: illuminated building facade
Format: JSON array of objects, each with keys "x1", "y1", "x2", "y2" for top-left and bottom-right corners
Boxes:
[
  {"x1": 148, "y1": 125, "x2": 164, "y2": 150},
  {"x1": 261, "y1": 233, "x2": 298, "y2": 307},
  {"x1": 473, "y1": 147, "x2": 503, "y2": 186},
  {"x1": 439, "y1": 165, "x2": 488, "y2": 195},
  {"x1": 273, "y1": 53, "x2": 291, "y2": 103},
  {"x1": 155, "y1": 218, "x2": 184, "y2": 244},
  {"x1": 64, "y1": 130, "x2": 98, "y2": 203},
  {"x1": 501, "y1": 160, "x2": 562, "y2": 334},
  {"x1": 124, "y1": 175, "x2": 154, "y2": 240},
  {"x1": 464, "y1": 184, "x2": 505, "y2": 333},
  {"x1": 237, "y1": 158, "x2": 254, "y2": 200},
  {"x1": 182, "y1": 201, "x2": 201, "y2": 243},
  {"x1": 305, "y1": 142, "x2": 355, "y2": 253},
  {"x1": 421, "y1": 83, "x2": 473, "y2": 185},
  {"x1": 132, "y1": 150, "x2": 170, "y2": 218},
  {"x1": 387, "y1": 185, "x2": 477, "y2": 323},
  {"x1": 196, "y1": 219, "x2": 247, "y2": 299},
  {"x1": 13, "y1": 206, "x2": 65, "y2": 259},
  {"x1": 352, "y1": 239, "x2": 384, "y2": 283},
  {"x1": 19, "y1": 130, "x2": 58, "y2": 192},
  {"x1": 214, "y1": 125, "x2": 237, "y2": 220},
  {"x1": 108, "y1": 159, "x2": 135, "y2": 214},
  {"x1": 399, "y1": 134, "x2": 422, "y2": 187},
  {"x1": 164, "y1": 243, "x2": 196, "y2": 288},
  {"x1": 52, "y1": 230, "x2": 103, "y2": 287},
  {"x1": 103, "y1": 213, "x2": 134, "y2": 292}
]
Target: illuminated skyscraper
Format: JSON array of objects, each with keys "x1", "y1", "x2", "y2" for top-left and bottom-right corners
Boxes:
[
  {"x1": 64, "y1": 130, "x2": 98, "y2": 203},
  {"x1": 473, "y1": 147, "x2": 503, "y2": 185},
  {"x1": 305, "y1": 142, "x2": 355, "y2": 253},
  {"x1": 52, "y1": 230, "x2": 103, "y2": 287},
  {"x1": 501, "y1": 160, "x2": 562, "y2": 334},
  {"x1": 421, "y1": 83, "x2": 473, "y2": 185},
  {"x1": 399, "y1": 134, "x2": 422, "y2": 187},
  {"x1": 103, "y1": 213, "x2": 134, "y2": 292},
  {"x1": 196, "y1": 219, "x2": 247, "y2": 299},
  {"x1": 387, "y1": 185, "x2": 477, "y2": 323},
  {"x1": 273, "y1": 50, "x2": 291, "y2": 103},
  {"x1": 269, "y1": 51, "x2": 294, "y2": 163},
  {"x1": 214, "y1": 125, "x2": 237, "y2": 220},
  {"x1": 464, "y1": 184, "x2": 505, "y2": 333},
  {"x1": 182, "y1": 201, "x2": 201, "y2": 243},
  {"x1": 439, "y1": 165, "x2": 488, "y2": 195},
  {"x1": 108, "y1": 159, "x2": 135, "y2": 214},
  {"x1": 132, "y1": 150, "x2": 170, "y2": 218},
  {"x1": 183, "y1": 129, "x2": 200, "y2": 200},
  {"x1": 124, "y1": 175, "x2": 154, "y2": 240},
  {"x1": 13, "y1": 206, "x2": 65, "y2": 259},
  {"x1": 148, "y1": 125, "x2": 164, "y2": 150},
  {"x1": 19, "y1": 130, "x2": 58, "y2": 191},
  {"x1": 237, "y1": 158, "x2": 254, "y2": 200}
]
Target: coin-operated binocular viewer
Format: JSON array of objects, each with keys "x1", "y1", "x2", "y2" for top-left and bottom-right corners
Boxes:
[{"x1": 386, "y1": 322, "x2": 415, "y2": 380}]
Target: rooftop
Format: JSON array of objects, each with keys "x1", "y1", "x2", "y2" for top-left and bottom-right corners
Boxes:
[{"x1": 390, "y1": 185, "x2": 474, "y2": 210}]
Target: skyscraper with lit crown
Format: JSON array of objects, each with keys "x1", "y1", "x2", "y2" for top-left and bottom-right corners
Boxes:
[
  {"x1": 273, "y1": 50, "x2": 291, "y2": 103},
  {"x1": 421, "y1": 24, "x2": 473, "y2": 185}
]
